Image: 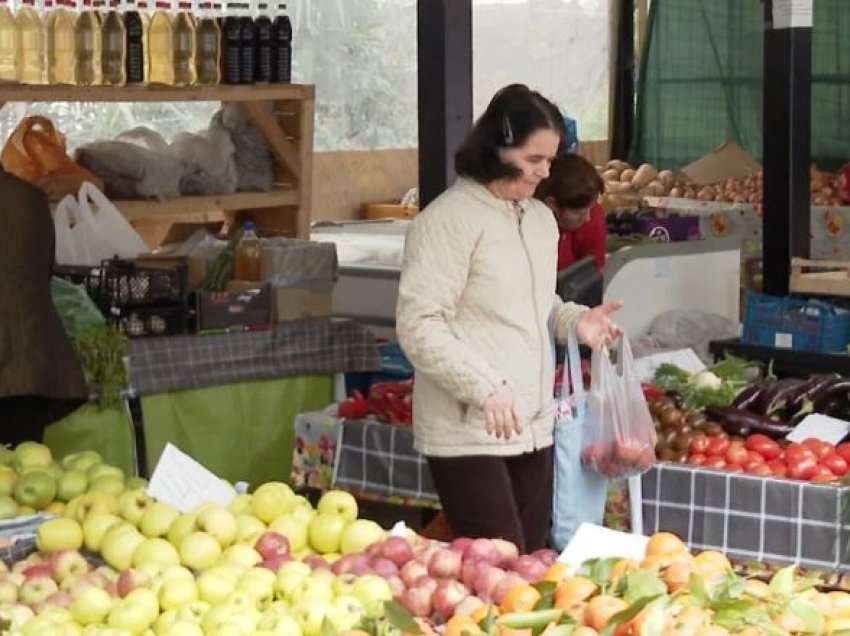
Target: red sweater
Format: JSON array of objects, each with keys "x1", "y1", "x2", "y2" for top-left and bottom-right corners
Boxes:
[{"x1": 556, "y1": 203, "x2": 607, "y2": 272}]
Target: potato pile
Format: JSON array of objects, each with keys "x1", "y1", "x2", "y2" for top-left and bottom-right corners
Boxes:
[{"x1": 598, "y1": 160, "x2": 678, "y2": 200}]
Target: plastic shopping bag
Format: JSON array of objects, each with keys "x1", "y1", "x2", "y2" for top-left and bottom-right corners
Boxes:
[
  {"x1": 581, "y1": 335, "x2": 656, "y2": 479},
  {"x1": 51, "y1": 276, "x2": 105, "y2": 338},
  {"x1": 550, "y1": 323, "x2": 609, "y2": 551},
  {"x1": 77, "y1": 181, "x2": 149, "y2": 261},
  {"x1": 54, "y1": 194, "x2": 96, "y2": 265}
]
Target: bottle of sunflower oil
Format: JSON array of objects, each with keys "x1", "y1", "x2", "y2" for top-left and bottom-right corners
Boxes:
[
  {"x1": 101, "y1": 0, "x2": 125, "y2": 84},
  {"x1": 171, "y1": 0, "x2": 194, "y2": 85},
  {"x1": 47, "y1": 0, "x2": 77, "y2": 84},
  {"x1": 193, "y1": 0, "x2": 218, "y2": 84},
  {"x1": 16, "y1": 0, "x2": 46, "y2": 84},
  {"x1": 146, "y1": 0, "x2": 173, "y2": 83},
  {"x1": 0, "y1": 0, "x2": 17, "y2": 82},
  {"x1": 74, "y1": 0, "x2": 102, "y2": 84}
]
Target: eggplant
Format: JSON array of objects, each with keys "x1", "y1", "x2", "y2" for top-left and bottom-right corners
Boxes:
[
  {"x1": 784, "y1": 374, "x2": 840, "y2": 415},
  {"x1": 731, "y1": 382, "x2": 768, "y2": 412},
  {"x1": 704, "y1": 406, "x2": 795, "y2": 440},
  {"x1": 812, "y1": 378, "x2": 850, "y2": 414},
  {"x1": 755, "y1": 378, "x2": 808, "y2": 415}
]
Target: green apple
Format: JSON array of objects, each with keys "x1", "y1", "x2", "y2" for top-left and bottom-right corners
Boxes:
[
  {"x1": 257, "y1": 611, "x2": 302, "y2": 635},
  {"x1": 133, "y1": 537, "x2": 181, "y2": 567},
  {"x1": 274, "y1": 560, "x2": 312, "y2": 600},
  {"x1": 13, "y1": 470, "x2": 56, "y2": 509},
  {"x1": 179, "y1": 531, "x2": 222, "y2": 571},
  {"x1": 154, "y1": 609, "x2": 179, "y2": 633},
  {"x1": 0, "y1": 465, "x2": 18, "y2": 496},
  {"x1": 292, "y1": 599, "x2": 335, "y2": 636},
  {"x1": 126, "y1": 476, "x2": 149, "y2": 491},
  {"x1": 0, "y1": 494, "x2": 19, "y2": 520},
  {"x1": 61, "y1": 450, "x2": 103, "y2": 474},
  {"x1": 70, "y1": 586, "x2": 114, "y2": 625},
  {"x1": 56, "y1": 470, "x2": 88, "y2": 503},
  {"x1": 119, "y1": 489, "x2": 153, "y2": 525},
  {"x1": 236, "y1": 571, "x2": 275, "y2": 609},
  {"x1": 87, "y1": 463, "x2": 125, "y2": 483},
  {"x1": 101, "y1": 526, "x2": 145, "y2": 572},
  {"x1": 167, "y1": 513, "x2": 199, "y2": 546},
  {"x1": 250, "y1": 482, "x2": 296, "y2": 524},
  {"x1": 339, "y1": 519, "x2": 385, "y2": 555},
  {"x1": 351, "y1": 575, "x2": 392, "y2": 618},
  {"x1": 307, "y1": 514, "x2": 347, "y2": 554},
  {"x1": 74, "y1": 491, "x2": 120, "y2": 522},
  {"x1": 139, "y1": 500, "x2": 180, "y2": 539},
  {"x1": 107, "y1": 598, "x2": 155, "y2": 634},
  {"x1": 158, "y1": 577, "x2": 199, "y2": 612},
  {"x1": 197, "y1": 569, "x2": 236, "y2": 605},
  {"x1": 289, "y1": 576, "x2": 334, "y2": 605},
  {"x1": 176, "y1": 599, "x2": 211, "y2": 622},
  {"x1": 331, "y1": 594, "x2": 365, "y2": 631},
  {"x1": 19, "y1": 576, "x2": 59, "y2": 606},
  {"x1": 82, "y1": 512, "x2": 123, "y2": 552},
  {"x1": 222, "y1": 543, "x2": 262, "y2": 569},
  {"x1": 36, "y1": 517, "x2": 83, "y2": 553},
  {"x1": 235, "y1": 514, "x2": 267, "y2": 545},
  {"x1": 124, "y1": 586, "x2": 160, "y2": 623},
  {"x1": 161, "y1": 619, "x2": 205, "y2": 635},
  {"x1": 316, "y1": 490, "x2": 358, "y2": 522},
  {"x1": 0, "y1": 446, "x2": 15, "y2": 467},
  {"x1": 227, "y1": 493, "x2": 253, "y2": 516},
  {"x1": 331, "y1": 573, "x2": 357, "y2": 598},
  {"x1": 48, "y1": 548, "x2": 89, "y2": 584},
  {"x1": 14, "y1": 441, "x2": 52, "y2": 470},
  {"x1": 268, "y1": 516, "x2": 309, "y2": 553},
  {"x1": 291, "y1": 506, "x2": 317, "y2": 526},
  {"x1": 194, "y1": 506, "x2": 237, "y2": 548},
  {"x1": 88, "y1": 475, "x2": 125, "y2": 497}
]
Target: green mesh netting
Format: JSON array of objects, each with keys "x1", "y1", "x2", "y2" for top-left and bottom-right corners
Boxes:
[{"x1": 630, "y1": 0, "x2": 850, "y2": 170}]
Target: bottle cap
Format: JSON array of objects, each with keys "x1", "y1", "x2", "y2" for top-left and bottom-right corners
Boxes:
[{"x1": 243, "y1": 220, "x2": 256, "y2": 232}]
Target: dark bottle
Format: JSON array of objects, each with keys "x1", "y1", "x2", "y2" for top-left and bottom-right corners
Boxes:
[
  {"x1": 125, "y1": 0, "x2": 146, "y2": 83},
  {"x1": 238, "y1": 2, "x2": 256, "y2": 84},
  {"x1": 220, "y1": 0, "x2": 241, "y2": 84},
  {"x1": 270, "y1": 2, "x2": 291, "y2": 83},
  {"x1": 254, "y1": 1, "x2": 271, "y2": 83}
]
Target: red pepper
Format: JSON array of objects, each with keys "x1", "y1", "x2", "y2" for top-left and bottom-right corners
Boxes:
[{"x1": 642, "y1": 383, "x2": 666, "y2": 403}]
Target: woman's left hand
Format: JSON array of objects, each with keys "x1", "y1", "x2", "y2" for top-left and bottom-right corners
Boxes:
[{"x1": 576, "y1": 301, "x2": 624, "y2": 349}]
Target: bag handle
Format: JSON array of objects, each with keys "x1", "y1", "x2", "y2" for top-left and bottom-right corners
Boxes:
[{"x1": 559, "y1": 320, "x2": 586, "y2": 416}]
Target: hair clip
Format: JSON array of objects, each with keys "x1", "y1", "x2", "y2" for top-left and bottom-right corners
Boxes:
[{"x1": 502, "y1": 116, "x2": 514, "y2": 145}]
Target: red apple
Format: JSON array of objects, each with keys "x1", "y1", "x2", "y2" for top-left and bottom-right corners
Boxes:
[
  {"x1": 411, "y1": 575, "x2": 438, "y2": 596},
  {"x1": 462, "y1": 538, "x2": 501, "y2": 566},
  {"x1": 381, "y1": 536, "x2": 415, "y2": 567},
  {"x1": 331, "y1": 554, "x2": 369, "y2": 575},
  {"x1": 386, "y1": 575, "x2": 405, "y2": 598},
  {"x1": 365, "y1": 541, "x2": 385, "y2": 559},
  {"x1": 492, "y1": 572, "x2": 527, "y2": 605},
  {"x1": 399, "y1": 586, "x2": 432, "y2": 618},
  {"x1": 44, "y1": 591, "x2": 73, "y2": 608},
  {"x1": 461, "y1": 559, "x2": 490, "y2": 589},
  {"x1": 433, "y1": 579, "x2": 469, "y2": 622},
  {"x1": 22, "y1": 564, "x2": 51, "y2": 580},
  {"x1": 491, "y1": 539, "x2": 520, "y2": 568},
  {"x1": 413, "y1": 542, "x2": 440, "y2": 567},
  {"x1": 449, "y1": 537, "x2": 473, "y2": 554},
  {"x1": 303, "y1": 555, "x2": 329, "y2": 570},
  {"x1": 399, "y1": 561, "x2": 429, "y2": 587},
  {"x1": 472, "y1": 565, "x2": 507, "y2": 602},
  {"x1": 369, "y1": 557, "x2": 399, "y2": 578},
  {"x1": 116, "y1": 568, "x2": 149, "y2": 598},
  {"x1": 428, "y1": 548, "x2": 462, "y2": 580},
  {"x1": 513, "y1": 555, "x2": 548, "y2": 583},
  {"x1": 530, "y1": 548, "x2": 559, "y2": 567},
  {"x1": 454, "y1": 594, "x2": 485, "y2": 618},
  {"x1": 260, "y1": 553, "x2": 292, "y2": 572},
  {"x1": 254, "y1": 532, "x2": 290, "y2": 560}
]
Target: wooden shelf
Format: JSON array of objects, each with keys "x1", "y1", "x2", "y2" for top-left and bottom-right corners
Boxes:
[
  {"x1": 0, "y1": 83, "x2": 315, "y2": 103},
  {"x1": 106, "y1": 189, "x2": 299, "y2": 221}
]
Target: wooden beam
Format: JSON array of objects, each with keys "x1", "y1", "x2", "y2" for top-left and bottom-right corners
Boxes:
[{"x1": 239, "y1": 101, "x2": 302, "y2": 180}]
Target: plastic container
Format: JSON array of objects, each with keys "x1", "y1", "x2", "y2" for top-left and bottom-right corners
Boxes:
[
  {"x1": 172, "y1": 0, "x2": 195, "y2": 85},
  {"x1": 146, "y1": 0, "x2": 174, "y2": 84},
  {"x1": 253, "y1": 0, "x2": 269, "y2": 82},
  {"x1": 16, "y1": 0, "x2": 45, "y2": 84},
  {"x1": 124, "y1": 0, "x2": 146, "y2": 83},
  {"x1": 194, "y1": 0, "x2": 219, "y2": 84},
  {"x1": 47, "y1": 0, "x2": 76, "y2": 84},
  {"x1": 74, "y1": 0, "x2": 102, "y2": 85},
  {"x1": 101, "y1": 0, "x2": 125, "y2": 85},
  {"x1": 219, "y1": 0, "x2": 239, "y2": 84},
  {"x1": 270, "y1": 1, "x2": 289, "y2": 83},
  {"x1": 237, "y1": 1, "x2": 254, "y2": 84},
  {"x1": 234, "y1": 220, "x2": 263, "y2": 281},
  {"x1": 0, "y1": 0, "x2": 17, "y2": 82}
]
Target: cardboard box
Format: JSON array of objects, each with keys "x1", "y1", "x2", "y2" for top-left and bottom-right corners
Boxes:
[
  {"x1": 196, "y1": 284, "x2": 272, "y2": 332},
  {"x1": 273, "y1": 286, "x2": 334, "y2": 322},
  {"x1": 680, "y1": 141, "x2": 762, "y2": 185}
]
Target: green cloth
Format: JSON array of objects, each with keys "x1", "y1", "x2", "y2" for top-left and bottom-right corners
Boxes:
[
  {"x1": 140, "y1": 376, "x2": 334, "y2": 487},
  {"x1": 44, "y1": 403, "x2": 137, "y2": 476},
  {"x1": 631, "y1": 0, "x2": 849, "y2": 169}
]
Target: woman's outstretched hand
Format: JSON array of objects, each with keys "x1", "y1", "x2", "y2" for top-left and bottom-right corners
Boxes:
[{"x1": 576, "y1": 301, "x2": 624, "y2": 349}]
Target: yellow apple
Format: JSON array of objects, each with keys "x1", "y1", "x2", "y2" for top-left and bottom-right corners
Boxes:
[{"x1": 250, "y1": 482, "x2": 296, "y2": 524}]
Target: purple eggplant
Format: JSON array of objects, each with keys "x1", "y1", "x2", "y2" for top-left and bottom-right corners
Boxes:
[
  {"x1": 731, "y1": 382, "x2": 768, "y2": 412},
  {"x1": 784, "y1": 374, "x2": 840, "y2": 415},
  {"x1": 812, "y1": 378, "x2": 850, "y2": 414},
  {"x1": 704, "y1": 406, "x2": 795, "y2": 440},
  {"x1": 755, "y1": 378, "x2": 808, "y2": 415}
]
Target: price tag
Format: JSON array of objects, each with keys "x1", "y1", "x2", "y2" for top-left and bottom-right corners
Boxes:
[
  {"x1": 558, "y1": 523, "x2": 649, "y2": 568},
  {"x1": 785, "y1": 413, "x2": 850, "y2": 446},
  {"x1": 772, "y1": 0, "x2": 813, "y2": 29},
  {"x1": 147, "y1": 443, "x2": 236, "y2": 513}
]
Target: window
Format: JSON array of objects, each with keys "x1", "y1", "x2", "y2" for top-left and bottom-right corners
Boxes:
[{"x1": 473, "y1": 0, "x2": 609, "y2": 141}]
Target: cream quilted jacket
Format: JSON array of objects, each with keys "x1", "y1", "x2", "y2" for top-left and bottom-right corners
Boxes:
[{"x1": 396, "y1": 178, "x2": 588, "y2": 457}]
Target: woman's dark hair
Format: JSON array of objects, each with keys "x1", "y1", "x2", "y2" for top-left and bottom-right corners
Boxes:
[
  {"x1": 534, "y1": 153, "x2": 603, "y2": 210},
  {"x1": 454, "y1": 84, "x2": 566, "y2": 184}
]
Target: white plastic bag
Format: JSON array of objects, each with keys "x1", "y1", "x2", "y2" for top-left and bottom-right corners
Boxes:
[
  {"x1": 77, "y1": 181, "x2": 149, "y2": 262},
  {"x1": 54, "y1": 194, "x2": 95, "y2": 265},
  {"x1": 581, "y1": 335, "x2": 657, "y2": 479}
]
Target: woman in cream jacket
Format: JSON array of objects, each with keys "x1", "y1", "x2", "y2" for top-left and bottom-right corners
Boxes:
[{"x1": 396, "y1": 85, "x2": 621, "y2": 552}]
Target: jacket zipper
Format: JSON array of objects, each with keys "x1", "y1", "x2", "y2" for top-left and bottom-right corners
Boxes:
[{"x1": 516, "y1": 208, "x2": 546, "y2": 450}]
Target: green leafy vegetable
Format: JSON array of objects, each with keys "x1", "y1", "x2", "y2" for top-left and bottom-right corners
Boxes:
[
  {"x1": 72, "y1": 324, "x2": 128, "y2": 409},
  {"x1": 653, "y1": 355, "x2": 756, "y2": 410}
]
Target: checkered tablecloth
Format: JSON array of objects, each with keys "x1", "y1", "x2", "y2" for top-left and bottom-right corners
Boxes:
[
  {"x1": 642, "y1": 462, "x2": 850, "y2": 572},
  {"x1": 128, "y1": 319, "x2": 380, "y2": 396},
  {"x1": 332, "y1": 419, "x2": 440, "y2": 507}
]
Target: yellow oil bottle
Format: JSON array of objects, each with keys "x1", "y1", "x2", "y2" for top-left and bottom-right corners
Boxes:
[
  {"x1": 74, "y1": 0, "x2": 102, "y2": 84},
  {"x1": 146, "y1": 0, "x2": 174, "y2": 84},
  {"x1": 47, "y1": 0, "x2": 77, "y2": 84},
  {"x1": 172, "y1": 0, "x2": 195, "y2": 85},
  {"x1": 16, "y1": 0, "x2": 46, "y2": 84},
  {"x1": 194, "y1": 0, "x2": 219, "y2": 85},
  {"x1": 101, "y1": 0, "x2": 125, "y2": 85},
  {"x1": 0, "y1": 0, "x2": 19, "y2": 82}
]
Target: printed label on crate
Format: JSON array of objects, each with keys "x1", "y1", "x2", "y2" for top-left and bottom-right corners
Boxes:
[
  {"x1": 774, "y1": 332, "x2": 793, "y2": 349},
  {"x1": 786, "y1": 413, "x2": 850, "y2": 446},
  {"x1": 147, "y1": 443, "x2": 236, "y2": 513}
]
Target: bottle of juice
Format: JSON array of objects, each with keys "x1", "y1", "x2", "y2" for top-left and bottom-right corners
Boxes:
[
  {"x1": 234, "y1": 220, "x2": 262, "y2": 281},
  {"x1": 270, "y1": 0, "x2": 289, "y2": 83},
  {"x1": 0, "y1": 0, "x2": 17, "y2": 82},
  {"x1": 47, "y1": 0, "x2": 76, "y2": 84},
  {"x1": 146, "y1": 0, "x2": 173, "y2": 84},
  {"x1": 101, "y1": 0, "x2": 125, "y2": 84},
  {"x1": 16, "y1": 0, "x2": 45, "y2": 84},
  {"x1": 172, "y1": 0, "x2": 195, "y2": 85},
  {"x1": 219, "y1": 0, "x2": 238, "y2": 84},
  {"x1": 74, "y1": 0, "x2": 102, "y2": 85},
  {"x1": 253, "y1": 0, "x2": 269, "y2": 83},
  {"x1": 237, "y1": 1, "x2": 253, "y2": 84},
  {"x1": 124, "y1": 0, "x2": 145, "y2": 83},
  {"x1": 194, "y1": 0, "x2": 218, "y2": 84}
]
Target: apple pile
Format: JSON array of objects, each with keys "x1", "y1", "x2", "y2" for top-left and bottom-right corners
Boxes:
[
  {"x1": 0, "y1": 442, "x2": 145, "y2": 521},
  {"x1": 580, "y1": 437, "x2": 655, "y2": 479}
]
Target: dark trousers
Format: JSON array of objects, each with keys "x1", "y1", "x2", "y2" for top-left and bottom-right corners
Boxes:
[
  {"x1": 0, "y1": 396, "x2": 82, "y2": 447},
  {"x1": 426, "y1": 446, "x2": 554, "y2": 553}
]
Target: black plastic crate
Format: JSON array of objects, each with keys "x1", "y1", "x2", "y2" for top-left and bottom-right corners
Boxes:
[{"x1": 108, "y1": 304, "x2": 188, "y2": 338}]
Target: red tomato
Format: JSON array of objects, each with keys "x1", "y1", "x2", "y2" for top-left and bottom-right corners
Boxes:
[
  {"x1": 688, "y1": 453, "x2": 707, "y2": 466},
  {"x1": 787, "y1": 454, "x2": 819, "y2": 481},
  {"x1": 835, "y1": 443, "x2": 850, "y2": 463},
  {"x1": 810, "y1": 466, "x2": 837, "y2": 483},
  {"x1": 802, "y1": 438, "x2": 833, "y2": 459},
  {"x1": 785, "y1": 443, "x2": 816, "y2": 463},
  {"x1": 727, "y1": 464, "x2": 745, "y2": 473},
  {"x1": 820, "y1": 453, "x2": 849, "y2": 477},
  {"x1": 745, "y1": 435, "x2": 782, "y2": 460},
  {"x1": 746, "y1": 451, "x2": 766, "y2": 464},
  {"x1": 744, "y1": 459, "x2": 766, "y2": 473},
  {"x1": 767, "y1": 460, "x2": 788, "y2": 478},
  {"x1": 704, "y1": 457, "x2": 727, "y2": 470},
  {"x1": 748, "y1": 464, "x2": 773, "y2": 477},
  {"x1": 745, "y1": 434, "x2": 772, "y2": 451},
  {"x1": 689, "y1": 434, "x2": 710, "y2": 455},
  {"x1": 706, "y1": 437, "x2": 730, "y2": 458},
  {"x1": 726, "y1": 442, "x2": 748, "y2": 466}
]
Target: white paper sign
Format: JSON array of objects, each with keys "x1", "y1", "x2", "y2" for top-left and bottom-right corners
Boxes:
[
  {"x1": 785, "y1": 413, "x2": 850, "y2": 446},
  {"x1": 633, "y1": 348, "x2": 707, "y2": 384},
  {"x1": 558, "y1": 523, "x2": 649, "y2": 568},
  {"x1": 147, "y1": 443, "x2": 237, "y2": 513},
  {"x1": 773, "y1": 0, "x2": 813, "y2": 29}
]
